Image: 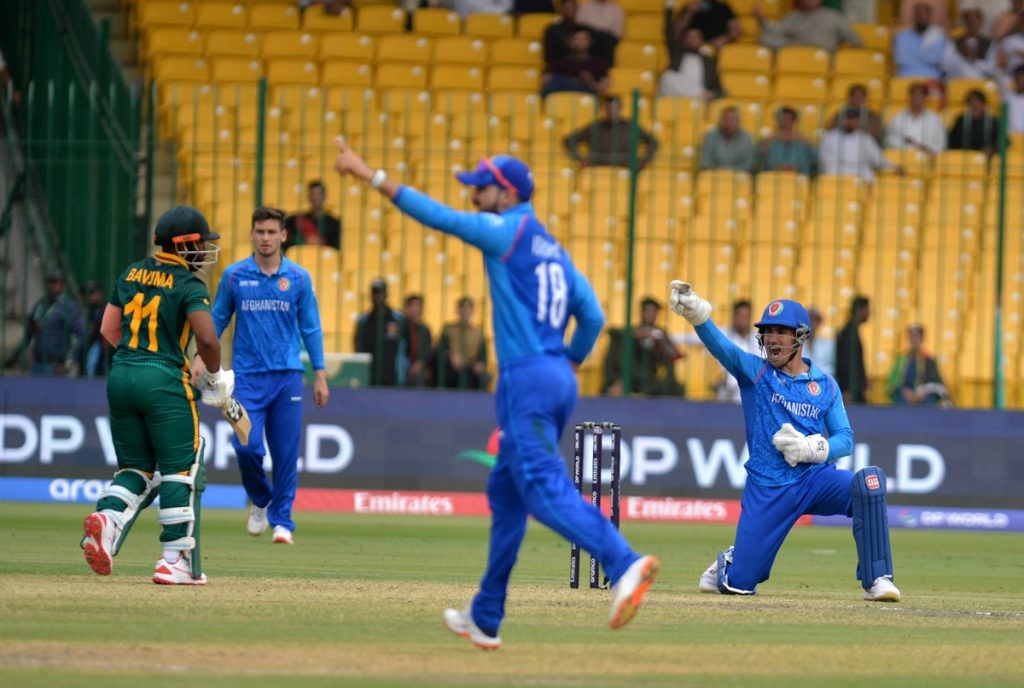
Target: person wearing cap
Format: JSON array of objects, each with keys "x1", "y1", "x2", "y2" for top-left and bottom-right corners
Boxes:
[
  {"x1": 80, "y1": 205, "x2": 230, "y2": 586},
  {"x1": 194, "y1": 206, "x2": 330, "y2": 546},
  {"x1": 332, "y1": 139, "x2": 659, "y2": 648},
  {"x1": 669, "y1": 280, "x2": 901, "y2": 602},
  {"x1": 3, "y1": 271, "x2": 85, "y2": 376},
  {"x1": 354, "y1": 278, "x2": 402, "y2": 387},
  {"x1": 819, "y1": 105, "x2": 901, "y2": 182}
]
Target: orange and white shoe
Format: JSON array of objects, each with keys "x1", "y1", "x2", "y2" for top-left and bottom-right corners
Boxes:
[
  {"x1": 442, "y1": 608, "x2": 501, "y2": 650},
  {"x1": 152, "y1": 554, "x2": 207, "y2": 586},
  {"x1": 609, "y1": 555, "x2": 660, "y2": 629},
  {"x1": 271, "y1": 525, "x2": 294, "y2": 544},
  {"x1": 82, "y1": 512, "x2": 119, "y2": 576}
]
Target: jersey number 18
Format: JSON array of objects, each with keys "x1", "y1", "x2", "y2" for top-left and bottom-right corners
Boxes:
[{"x1": 534, "y1": 262, "x2": 567, "y2": 329}]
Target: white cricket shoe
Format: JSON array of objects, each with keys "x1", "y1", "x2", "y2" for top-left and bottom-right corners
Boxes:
[
  {"x1": 609, "y1": 555, "x2": 660, "y2": 629},
  {"x1": 443, "y1": 608, "x2": 501, "y2": 650},
  {"x1": 152, "y1": 554, "x2": 207, "y2": 586},
  {"x1": 864, "y1": 576, "x2": 901, "y2": 602},
  {"x1": 272, "y1": 525, "x2": 294, "y2": 544},
  {"x1": 247, "y1": 504, "x2": 269, "y2": 536},
  {"x1": 699, "y1": 545, "x2": 733, "y2": 593},
  {"x1": 82, "y1": 512, "x2": 119, "y2": 576}
]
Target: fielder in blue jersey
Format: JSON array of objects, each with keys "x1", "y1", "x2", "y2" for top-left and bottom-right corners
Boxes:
[
  {"x1": 195, "y1": 207, "x2": 329, "y2": 545},
  {"x1": 332, "y1": 139, "x2": 659, "y2": 649},
  {"x1": 669, "y1": 280, "x2": 901, "y2": 602}
]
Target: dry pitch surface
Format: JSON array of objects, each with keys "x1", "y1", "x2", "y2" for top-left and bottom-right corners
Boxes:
[{"x1": 1, "y1": 502, "x2": 1022, "y2": 687}]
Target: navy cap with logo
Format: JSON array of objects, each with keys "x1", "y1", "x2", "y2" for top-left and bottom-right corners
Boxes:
[
  {"x1": 153, "y1": 205, "x2": 219, "y2": 247},
  {"x1": 455, "y1": 155, "x2": 534, "y2": 201},
  {"x1": 755, "y1": 299, "x2": 811, "y2": 333}
]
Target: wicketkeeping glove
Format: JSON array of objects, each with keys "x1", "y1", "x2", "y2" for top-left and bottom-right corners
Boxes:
[
  {"x1": 669, "y1": 280, "x2": 712, "y2": 326},
  {"x1": 771, "y1": 423, "x2": 829, "y2": 467},
  {"x1": 201, "y1": 368, "x2": 235, "y2": 407}
]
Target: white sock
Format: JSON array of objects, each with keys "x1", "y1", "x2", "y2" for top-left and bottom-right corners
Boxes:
[{"x1": 163, "y1": 549, "x2": 180, "y2": 564}]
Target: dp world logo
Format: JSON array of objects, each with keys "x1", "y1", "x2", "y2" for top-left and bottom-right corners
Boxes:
[{"x1": 768, "y1": 301, "x2": 784, "y2": 316}]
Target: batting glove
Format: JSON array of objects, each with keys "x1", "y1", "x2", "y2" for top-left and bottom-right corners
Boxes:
[
  {"x1": 669, "y1": 280, "x2": 712, "y2": 326},
  {"x1": 201, "y1": 368, "x2": 235, "y2": 407},
  {"x1": 772, "y1": 423, "x2": 829, "y2": 467}
]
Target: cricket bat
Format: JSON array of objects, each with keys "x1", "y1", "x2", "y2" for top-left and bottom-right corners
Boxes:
[{"x1": 221, "y1": 396, "x2": 252, "y2": 445}]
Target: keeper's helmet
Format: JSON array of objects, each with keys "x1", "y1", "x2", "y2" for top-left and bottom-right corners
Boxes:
[
  {"x1": 153, "y1": 205, "x2": 220, "y2": 272},
  {"x1": 755, "y1": 299, "x2": 812, "y2": 347}
]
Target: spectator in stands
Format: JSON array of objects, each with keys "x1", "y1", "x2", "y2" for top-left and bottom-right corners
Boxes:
[
  {"x1": 515, "y1": 0, "x2": 556, "y2": 14},
  {"x1": 893, "y1": 3, "x2": 948, "y2": 80},
  {"x1": 898, "y1": 0, "x2": 950, "y2": 30},
  {"x1": 804, "y1": 306, "x2": 836, "y2": 377},
  {"x1": 563, "y1": 95, "x2": 659, "y2": 167},
  {"x1": 1004, "y1": 64, "x2": 1024, "y2": 132},
  {"x1": 399, "y1": 293, "x2": 433, "y2": 388},
  {"x1": 602, "y1": 297, "x2": 684, "y2": 397},
  {"x1": 827, "y1": 84, "x2": 884, "y2": 144},
  {"x1": 714, "y1": 298, "x2": 759, "y2": 403},
  {"x1": 452, "y1": 0, "x2": 514, "y2": 19},
  {"x1": 700, "y1": 105, "x2": 755, "y2": 172},
  {"x1": 658, "y1": 22, "x2": 724, "y2": 101},
  {"x1": 886, "y1": 324, "x2": 950, "y2": 406},
  {"x1": 941, "y1": 8, "x2": 997, "y2": 79},
  {"x1": 543, "y1": 0, "x2": 616, "y2": 65},
  {"x1": 83, "y1": 280, "x2": 112, "y2": 378},
  {"x1": 669, "y1": 0, "x2": 741, "y2": 50},
  {"x1": 842, "y1": 0, "x2": 877, "y2": 24},
  {"x1": 284, "y1": 180, "x2": 341, "y2": 252},
  {"x1": 436, "y1": 296, "x2": 490, "y2": 390},
  {"x1": 947, "y1": 89, "x2": 1001, "y2": 152},
  {"x1": 993, "y1": 14, "x2": 1024, "y2": 76},
  {"x1": 885, "y1": 82, "x2": 947, "y2": 156},
  {"x1": 820, "y1": 107, "x2": 900, "y2": 181},
  {"x1": 958, "y1": 0, "x2": 1009, "y2": 36},
  {"x1": 759, "y1": 106, "x2": 817, "y2": 175},
  {"x1": 577, "y1": 0, "x2": 625, "y2": 41},
  {"x1": 992, "y1": 0, "x2": 1024, "y2": 39},
  {"x1": 354, "y1": 278, "x2": 402, "y2": 387},
  {"x1": 757, "y1": 0, "x2": 862, "y2": 52},
  {"x1": 541, "y1": 27, "x2": 611, "y2": 98},
  {"x1": 836, "y1": 294, "x2": 870, "y2": 404},
  {"x1": 3, "y1": 272, "x2": 85, "y2": 376}
]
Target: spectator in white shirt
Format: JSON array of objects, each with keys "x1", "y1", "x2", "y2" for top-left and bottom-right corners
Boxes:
[
  {"x1": 885, "y1": 82, "x2": 947, "y2": 155},
  {"x1": 576, "y1": 0, "x2": 625, "y2": 40},
  {"x1": 1003, "y1": 64, "x2": 1024, "y2": 132},
  {"x1": 658, "y1": 26, "x2": 723, "y2": 100},
  {"x1": 804, "y1": 307, "x2": 836, "y2": 377},
  {"x1": 820, "y1": 107, "x2": 902, "y2": 182},
  {"x1": 941, "y1": 8, "x2": 998, "y2": 79},
  {"x1": 959, "y1": 0, "x2": 1010, "y2": 36},
  {"x1": 452, "y1": 0, "x2": 513, "y2": 17}
]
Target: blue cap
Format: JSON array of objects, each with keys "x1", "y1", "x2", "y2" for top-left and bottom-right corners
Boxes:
[
  {"x1": 455, "y1": 155, "x2": 534, "y2": 201},
  {"x1": 755, "y1": 299, "x2": 811, "y2": 332}
]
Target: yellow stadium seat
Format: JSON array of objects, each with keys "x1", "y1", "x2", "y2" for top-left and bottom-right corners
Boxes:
[
  {"x1": 433, "y1": 36, "x2": 488, "y2": 64},
  {"x1": 266, "y1": 58, "x2": 318, "y2": 85},
  {"x1": 319, "y1": 33, "x2": 374, "y2": 61},
  {"x1": 544, "y1": 91, "x2": 598, "y2": 121},
  {"x1": 248, "y1": 3, "x2": 300, "y2": 30},
  {"x1": 623, "y1": 13, "x2": 663, "y2": 42},
  {"x1": 146, "y1": 27, "x2": 203, "y2": 62},
  {"x1": 730, "y1": 0, "x2": 782, "y2": 17},
  {"x1": 775, "y1": 46, "x2": 830, "y2": 75},
  {"x1": 376, "y1": 34, "x2": 431, "y2": 63},
  {"x1": 736, "y1": 15, "x2": 760, "y2": 43},
  {"x1": 852, "y1": 23, "x2": 890, "y2": 52},
  {"x1": 204, "y1": 29, "x2": 262, "y2": 59},
  {"x1": 211, "y1": 57, "x2": 264, "y2": 83},
  {"x1": 431, "y1": 64, "x2": 485, "y2": 91},
  {"x1": 607, "y1": 67, "x2": 656, "y2": 98},
  {"x1": 321, "y1": 60, "x2": 373, "y2": 88},
  {"x1": 489, "y1": 90, "x2": 542, "y2": 118},
  {"x1": 140, "y1": 1, "x2": 196, "y2": 29},
  {"x1": 886, "y1": 76, "x2": 924, "y2": 106},
  {"x1": 489, "y1": 66, "x2": 540, "y2": 91},
  {"x1": 717, "y1": 43, "x2": 772, "y2": 74},
  {"x1": 300, "y1": 6, "x2": 354, "y2": 33},
  {"x1": 412, "y1": 8, "x2": 462, "y2": 36},
  {"x1": 935, "y1": 150, "x2": 990, "y2": 179},
  {"x1": 356, "y1": 5, "x2": 407, "y2": 34},
  {"x1": 489, "y1": 37, "x2": 543, "y2": 67},
  {"x1": 195, "y1": 2, "x2": 247, "y2": 29},
  {"x1": 615, "y1": 41, "x2": 667, "y2": 71},
  {"x1": 946, "y1": 78, "x2": 1001, "y2": 113},
  {"x1": 833, "y1": 48, "x2": 887, "y2": 78},
  {"x1": 622, "y1": 0, "x2": 667, "y2": 12},
  {"x1": 773, "y1": 75, "x2": 827, "y2": 103},
  {"x1": 261, "y1": 30, "x2": 318, "y2": 59},
  {"x1": 465, "y1": 13, "x2": 515, "y2": 39},
  {"x1": 720, "y1": 71, "x2": 771, "y2": 100},
  {"x1": 517, "y1": 13, "x2": 558, "y2": 40}
]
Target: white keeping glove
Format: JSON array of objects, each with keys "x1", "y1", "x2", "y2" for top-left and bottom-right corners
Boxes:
[
  {"x1": 771, "y1": 423, "x2": 829, "y2": 467},
  {"x1": 201, "y1": 368, "x2": 235, "y2": 407},
  {"x1": 669, "y1": 280, "x2": 712, "y2": 326}
]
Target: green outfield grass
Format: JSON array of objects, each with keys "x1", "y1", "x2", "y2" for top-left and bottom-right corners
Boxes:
[{"x1": 1, "y1": 501, "x2": 1022, "y2": 688}]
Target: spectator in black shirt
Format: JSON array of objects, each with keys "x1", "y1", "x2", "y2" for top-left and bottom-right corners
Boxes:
[
  {"x1": 284, "y1": 180, "x2": 341, "y2": 251},
  {"x1": 836, "y1": 294, "x2": 871, "y2": 404},
  {"x1": 671, "y1": 0, "x2": 740, "y2": 49},
  {"x1": 948, "y1": 89, "x2": 1000, "y2": 153},
  {"x1": 563, "y1": 96, "x2": 659, "y2": 167}
]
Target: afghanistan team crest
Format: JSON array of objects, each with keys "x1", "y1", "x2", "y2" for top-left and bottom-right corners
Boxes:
[
  {"x1": 807, "y1": 381, "x2": 822, "y2": 396},
  {"x1": 768, "y1": 301, "x2": 784, "y2": 316},
  {"x1": 278, "y1": 277, "x2": 291, "y2": 292}
]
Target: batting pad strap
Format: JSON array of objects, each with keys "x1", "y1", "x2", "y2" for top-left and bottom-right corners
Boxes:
[
  {"x1": 99, "y1": 484, "x2": 143, "y2": 508},
  {"x1": 158, "y1": 506, "x2": 195, "y2": 525},
  {"x1": 162, "y1": 536, "x2": 196, "y2": 551},
  {"x1": 161, "y1": 472, "x2": 194, "y2": 487}
]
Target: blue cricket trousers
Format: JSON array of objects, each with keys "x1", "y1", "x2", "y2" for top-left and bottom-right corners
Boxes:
[
  {"x1": 471, "y1": 355, "x2": 638, "y2": 634},
  {"x1": 729, "y1": 465, "x2": 855, "y2": 591},
  {"x1": 232, "y1": 370, "x2": 305, "y2": 532}
]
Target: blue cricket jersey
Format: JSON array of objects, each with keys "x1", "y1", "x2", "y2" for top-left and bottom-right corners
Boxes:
[
  {"x1": 393, "y1": 186, "x2": 605, "y2": 365},
  {"x1": 212, "y1": 255, "x2": 326, "y2": 374},
  {"x1": 695, "y1": 319, "x2": 853, "y2": 487}
]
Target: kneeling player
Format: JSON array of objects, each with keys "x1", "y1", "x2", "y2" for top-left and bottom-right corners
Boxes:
[
  {"x1": 80, "y1": 206, "x2": 234, "y2": 585},
  {"x1": 669, "y1": 281, "x2": 900, "y2": 602}
]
